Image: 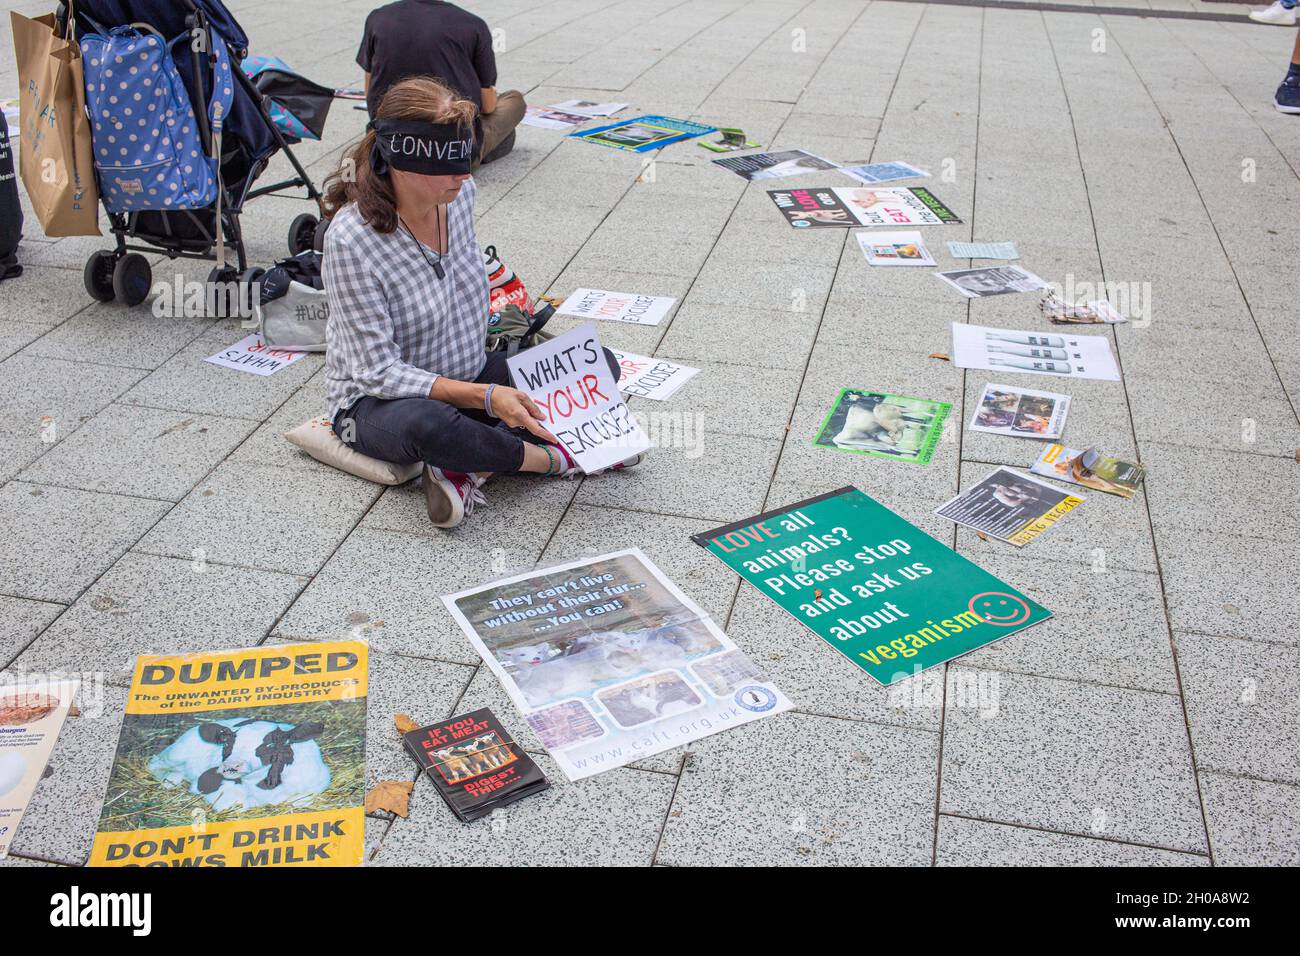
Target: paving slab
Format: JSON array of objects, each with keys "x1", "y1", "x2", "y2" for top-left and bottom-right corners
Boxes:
[
  {"x1": 18, "y1": 403, "x2": 256, "y2": 502},
  {"x1": 11, "y1": 553, "x2": 305, "y2": 685},
  {"x1": 0, "y1": 482, "x2": 169, "y2": 606},
  {"x1": 657, "y1": 711, "x2": 939, "y2": 866},
  {"x1": 940, "y1": 667, "x2": 1206, "y2": 853},
  {"x1": 373, "y1": 755, "x2": 676, "y2": 866},
  {"x1": 1175, "y1": 631, "x2": 1299, "y2": 786},
  {"x1": 0, "y1": 595, "x2": 63, "y2": 666},
  {"x1": 1199, "y1": 771, "x2": 1300, "y2": 867},
  {"x1": 936, "y1": 816, "x2": 1209, "y2": 867}
]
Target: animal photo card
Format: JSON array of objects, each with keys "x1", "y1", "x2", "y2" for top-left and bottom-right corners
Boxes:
[
  {"x1": 90, "y1": 641, "x2": 369, "y2": 867},
  {"x1": 0, "y1": 680, "x2": 78, "y2": 859},
  {"x1": 969, "y1": 383, "x2": 1071, "y2": 439},
  {"x1": 443, "y1": 549, "x2": 792, "y2": 781},
  {"x1": 813, "y1": 388, "x2": 951, "y2": 465},
  {"x1": 403, "y1": 708, "x2": 548, "y2": 822}
]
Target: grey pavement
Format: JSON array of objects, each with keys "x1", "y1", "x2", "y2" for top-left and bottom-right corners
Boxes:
[{"x1": 1, "y1": 0, "x2": 1297, "y2": 866}]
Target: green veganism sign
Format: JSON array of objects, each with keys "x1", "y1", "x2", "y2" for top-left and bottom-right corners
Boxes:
[{"x1": 694, "y1": 487, "x2": 1051, "y2": 686}]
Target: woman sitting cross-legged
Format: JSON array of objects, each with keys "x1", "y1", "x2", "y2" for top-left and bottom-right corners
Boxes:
[{"x1": 321, "y1": 76, "x2": 640, "y2": 528}]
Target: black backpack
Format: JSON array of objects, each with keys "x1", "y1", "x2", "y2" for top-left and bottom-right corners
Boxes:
[{"x1": 0, "y1": 110, "x2": 21, "y2": 281}]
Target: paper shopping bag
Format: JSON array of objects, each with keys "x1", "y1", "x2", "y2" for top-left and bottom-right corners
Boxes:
[{"x1": 10, "y1": 10, "x2": 100, "y2": 236}]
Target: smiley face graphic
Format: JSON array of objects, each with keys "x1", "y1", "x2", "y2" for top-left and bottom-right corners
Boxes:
[{"x1": 968, "y1": 592, "x2": 1031, "y2": 627}]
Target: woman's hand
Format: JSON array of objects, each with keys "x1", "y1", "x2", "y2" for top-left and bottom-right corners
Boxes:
[{"x1": 491, "y1": 386, "x2": 559, "y2": 444}]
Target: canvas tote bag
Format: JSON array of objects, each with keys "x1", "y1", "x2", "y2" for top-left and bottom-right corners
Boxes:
[{"x1": 10, "y1": 4, "x2": 101, "y2": 236}]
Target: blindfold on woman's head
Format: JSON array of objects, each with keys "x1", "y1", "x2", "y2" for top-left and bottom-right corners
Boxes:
[{"x1": 368, "y1": 119, "x2": 476, "y2": 176}]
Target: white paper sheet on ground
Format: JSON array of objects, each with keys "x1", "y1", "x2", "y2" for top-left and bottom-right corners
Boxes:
[
  {"x1": 204, "y1": 333, "x2": 305, "y2": 376},
  {"x1": 0, "y1": 680, "x2": 78, "y2": 859},
  {"x1": 555, "y1": 288, "x2": 676, "y2": 326},
  {"x1": 951, "y1": 323, "x2": 1121, "y2": 381},
  {"x1": 548, "y1": 99, "x2": 629, "y2": 117},
  {"x1": 947, "y1": 240, "x2": 1019, "y2": 260},
  {"x1": 610, "y1": 349, "x2": 700, "y2": 400},
  {"x1": 837, "y1": 160, "x2": 929, "y2": 184},
  {"x1": 856, "y1": 229, "x2": 935, "y2": 266},
  {"x1": 442, "y1": 549, "x2": 793, "y2": 781},
  {"x1": 968, "y1": 383, "x2": 1071, "y2": 439},
  {"x1": 522, "y1": 107, "x2": 592, "y2": 129},
  {"x1": 507, "y1": 322, "x2": 653, "y2": 473},
  {"x1": 935, "y1": 265, "x2": 1048, "y2": 298}
]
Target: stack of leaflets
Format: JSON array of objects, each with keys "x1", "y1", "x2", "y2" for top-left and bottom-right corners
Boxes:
[
  {"x1": 1031, "y1": 445, "x2": 1146, "y2": 499},
  {"x1": 403, "y1": 708, "x2": 548, "y2": 821},
  {"x1": 698, "y1": 128, "x2": 760, "y2": 152}
]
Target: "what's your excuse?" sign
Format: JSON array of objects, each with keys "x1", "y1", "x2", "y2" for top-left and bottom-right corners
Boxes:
[
  {"x1": 694, "y1": 487, "x2": 1051, "y2": 686},
  {"x1": 508, "y1": 323, "x2": 653, "y2": 473}
]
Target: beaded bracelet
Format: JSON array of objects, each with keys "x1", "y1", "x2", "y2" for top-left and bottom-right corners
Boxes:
[{"x1": 543, "y1": 445, "x2": 558, "y2": 475}]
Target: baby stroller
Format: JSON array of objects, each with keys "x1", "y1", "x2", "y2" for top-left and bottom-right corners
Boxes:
[{"x1": 67, "y1": 0, "x2": 325, "y2": 308}]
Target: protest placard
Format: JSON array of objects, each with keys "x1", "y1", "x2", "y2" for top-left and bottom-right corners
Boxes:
[
  {"x1": 610, "y1": 349, "x2": 699, "y2": 401},
  {"x1": 90, "y1": 642, "x2": 368, "y2": 867},
  {"x1": 568, "y1": 115, "x2": 715, "y2": 152},
  {"x1": 936, "y1": 467, "x2": 1084, "y2": 546},
  {"x1": 813, "y1": 389, "x2": 950, "y2": 464},
  {"x1": 856, "y1": 230, "x2": 936, "y2": 266},
  {"x1": 522, "y1": 107, "x2": 593, "y2": 130},
  {"x1": 837, "y1": 160, "x2": 929, "y2": 184},
  {"x1": 204, "y1": 333, "x2": 305, "y2": 376},
  {"x1": 443, "y1": 550, "x2": 793, "y2": 780},
  {"x1": 693, "y1": 488, "x2": 1051, "y2": 686},
  {"x1": 0, "y1": 680, "x2": 78, "y2": 859},
  {"x1": 969, "y1": 383, "x2": 1071, "y2": 439},
  {"x1": 548, "y1": 99, "x2": 629, "y2": 117},
  {"x1": 768, "y1": 186, "x2": 962, "y2": 228},
  {"x1": 712, "y1": 149, "x2": 837, "y2": 181},
  {"x1": 508, "y1": 323, "x2": 652, "y2": 473},
  {"x1": 951, "y1": 324, "x2": 1121, "y2": 381},
  {"x1": 936, "y1": 265, "x2": 1048, "y2": 298},
  {"x1": 555, "y1": 288, "x2": 675, "y2": 326}
]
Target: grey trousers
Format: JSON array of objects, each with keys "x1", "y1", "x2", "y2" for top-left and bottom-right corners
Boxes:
[{"x1": 476, "y1": 90, "x2": 526, "y2": 166}]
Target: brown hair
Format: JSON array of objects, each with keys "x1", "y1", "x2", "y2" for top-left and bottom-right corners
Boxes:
[{"x1": 322, "y1": 76, "x2": 478, "y2": 234}]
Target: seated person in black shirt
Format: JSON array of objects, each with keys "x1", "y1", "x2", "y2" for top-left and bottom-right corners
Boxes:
[{"x1": 358, "y1": 0, "x2": 525, "y2": 165}]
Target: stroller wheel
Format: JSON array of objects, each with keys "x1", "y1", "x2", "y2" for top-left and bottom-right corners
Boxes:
[
  {"x1": 312, "y1": 218, "x2": 329, "y2": 253},
  {"x1": 288, "y1": 213, "x2": 319, "y2": 255},
  {"x1": 111, "y1": 253, "x2": 153, "y2": 307},
  {"x1": 84, "y1": 251, "x2": 117, "y2": 302}
]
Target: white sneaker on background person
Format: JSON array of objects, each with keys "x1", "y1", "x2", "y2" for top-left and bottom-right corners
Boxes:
[{"x1": 1249, "y1": 2, "x2": 1298, "y2": 25}]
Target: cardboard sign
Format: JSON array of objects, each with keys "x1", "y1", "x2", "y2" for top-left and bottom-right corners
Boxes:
[
  {"x1": 0, "y1": 680, "x2": 78, "y2": 858},
  {"x1": 508, "y1": 323, "x2": 652, "y2": 473},
  {"x1": 90, "y1": 642, "x2": 368, "y2": 868},
  {"x1": 694, "y1": 487, "x2": 1051, "y2": 686},
  {"x1": 204, "y1": 333, "x2": 305, "y2": 376},
  {"x1": 555, "y1": 288, "x2": 676, "y2": 326},
  {"x1": 610, "y1": 349, "x2": 699, "y2": 401}
]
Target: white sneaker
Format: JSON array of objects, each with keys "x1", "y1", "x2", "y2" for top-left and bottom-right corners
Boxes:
[{"x1": 1249, "y1": 3, "x2": 1297, "y2": 25}]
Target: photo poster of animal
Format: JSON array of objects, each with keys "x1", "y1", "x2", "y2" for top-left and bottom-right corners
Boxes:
[
  {"x1": 856, "y1": 229, "x2": 936, "y2": 267},
  {"x1": 768, "y1": 186, "x2": 962, "y2": 229},
  {"x1": 693, "y1": 487, "x2": 1053, "y2": 687},
  {"x1": 568, "y1": 115, "x2": 716, "y2": 152},
  {"x1": 508, "y1": 322, "x2": 653, "y2": 474},
  {"x1": 951, "y1": 323, "x2": 1122, "y2": 381},
  {"x1": 1030, "y1": 445, "x2": 1146, "y2": 499},
  {"x1": 402, "y1": 708, "x2": 548, "y2": 822},
  {"x1": 812, "y1": 388, "x2": 951, "y2": 465},
  {"x1": 935, "y1": 467, "x2": 1085, "y2": 547},
  {"x1": 442, "y1": 549, "x2": 793, "y2": 782},
  {"x1": 88, "y1": 641, "x2": 369, "y2": 868},
  {"x1": 711, "y1": 148, "x2": 838, "y2": 182},
  {"x1": 0, "y1": 680, "x2": 79, "y2": 859},
  {"x1": 969, "y1": 383, "x2": 1071, "y2": 440}
]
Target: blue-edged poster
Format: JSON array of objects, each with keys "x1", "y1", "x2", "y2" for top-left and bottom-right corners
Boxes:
[{"x1": 569, "y1": 115, "x2": 715, "y2": 152}]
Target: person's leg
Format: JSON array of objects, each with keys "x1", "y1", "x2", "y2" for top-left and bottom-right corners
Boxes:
[
  {"x1": 1274, "y1": 29, "x2": 1300, "y2": 113},
  {"x1": 336, "y1": 395, "x2": 527, "y2": 475},
  {"x1": 475, "y1": 90, "x2": 527, "y2": 166}
]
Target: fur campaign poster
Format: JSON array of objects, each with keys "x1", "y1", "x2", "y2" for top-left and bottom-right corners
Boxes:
[
  {"x1": 89, "y1": 642, "x2": 368, "y2": 867},
  {"x1": 444, "y1": 550, "x2": 792, "y2": 781}
]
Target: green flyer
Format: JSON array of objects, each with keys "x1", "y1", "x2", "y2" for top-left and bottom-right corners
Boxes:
[
  {"x1": 693, "y1": 487, "x2": 1051, "y2": 686},
  {"x1": 812, "y1": 389, "x2": 950, "y2": 465}
]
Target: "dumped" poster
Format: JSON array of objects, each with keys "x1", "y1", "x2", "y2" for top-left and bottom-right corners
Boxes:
[
  {"x1": 508, "y1": 323, "x2": 652, "y2": 473},
  {"x1": 90, "y1": 641, "x2": 368, "y2": 867},
  {"x1": 443, "y1": 550, "x2": 793, "y2": 780},
  {"x1": 693, "y1": 487, "x2": 1051, "y2": 686}
]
